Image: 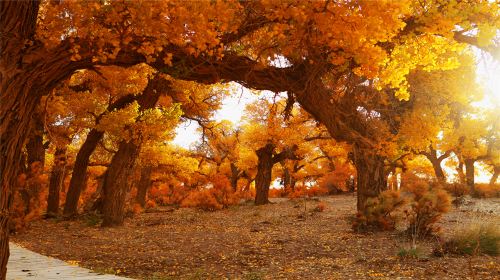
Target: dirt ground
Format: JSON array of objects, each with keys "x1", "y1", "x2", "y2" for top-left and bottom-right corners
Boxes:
[{"x1": 11, "y1": 194, "x2": 500, "y2": 280}]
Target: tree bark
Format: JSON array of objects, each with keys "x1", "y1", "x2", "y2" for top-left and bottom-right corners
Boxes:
[
  {"x1": 490, "y1": 166, "x2": 499, "y2": 186},
  {"x1": 254, "y1": 144, "x2": 275, "y2": 205},
  {"x1": 464, "y1": 158, "x2": 475, "y2": 194},
  {"x1": 101, "y1": 75, "x2": 167, "y2": 226},
  {"x1": 422, "y1": 147, "x2": 449, "y2": 182},
  {"x1": 47, "y1": 148, "x2": 67, "y2": 216},
  {"x1": 230, "y1": 163, "x2": 240, "y2": 192},
  {"x1": 101, "y1": 141, "x2": 141, "y2": 226},
  {"x1": 63, "y1": 129, "x2": 104, "y2": 216},
  {"x1": 135, "y1": 166, "x2": 152, "y2": 207},
  {"x1": 352, "y1": 145, "x2": 388, "y2": 213},
  {"x1": 0, "y1": 2, "x2": 44, "y2": 277}
]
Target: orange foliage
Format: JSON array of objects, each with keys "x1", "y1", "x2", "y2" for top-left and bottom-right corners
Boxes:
[
  {"x1": 402, "y1": 180, "x2": 451, "y2": 236},
  {"x1": 474, "y1": 184, "x2": 500, "y2": 198},
  {"x1": 314, "y1": 202, "x2": 327, "y2": 212},
  {"x1": 10, "y1": 169, "x2": 49, "y2": 232},
  {"x1": 352, "y1": 190, "x2": 405, "y2": 232},
  {"x1": 288, "y1": 184, "x2": 329, "y2": 199},
  {"x1": 181, "y1": 175, "x2": 239, "y2": 211}
]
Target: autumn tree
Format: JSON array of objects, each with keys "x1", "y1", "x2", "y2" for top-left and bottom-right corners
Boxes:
[{"x1": 2, "y1": 1, "x2": 499, "y2": 275}]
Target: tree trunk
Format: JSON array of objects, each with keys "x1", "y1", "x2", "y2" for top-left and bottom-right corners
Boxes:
[
  {"x1": 490, "y1": 166, "x2": 499, "y2": 186},
  {"x1": 64, "y1": 93, "x2": 137, "y2": 216},
  {"x1": 230, "y1": 163, "x2": 239, "y2": 192},
  {"x1": 26, "y1": 111, "x2": 46, "y2": 169},
  {"x1": 422, "y1": 147, "x2": 449, "y2": 183},
  {"x1": 101, "y1": 141, "x2": 141, "y2": 226},
  {"x1": 0, "y1": 2, "x2": 45, "y2": 276},
  {"x1": 254, "y1": 144, "x2": 275, "y2": 205},
  {"x1": 63, "y1": 129, "x2": 104, "y2": 216},
  {"x1": 456, "y1": 161, "x2": 466, "y2": 184},
  {"x1": 352, "y1": 145, "x2": 387, "y2": 213},
  {"x1": 464, "y1": 158, "x2": 475, "y2": 194},
  {"x1": 430, "y1": 158, "x2": 446, "y2": 183},
  {"x1": 135, "y1": 166, "x2": 152, "y2": 207},
  {"x1": 47, "y1": 148, "x2": 67, "y2": 216},
  {"x1": 101, "y1": 75, "x2": 166, "y2": 226}
]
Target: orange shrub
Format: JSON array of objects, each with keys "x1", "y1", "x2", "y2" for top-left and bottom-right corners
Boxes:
[
  {"x1": 352, "y1": 190, "x2": 405, "y2": 232},
  {"x1": 288, "y1": 184, "x2": 329, "y2": 199},
  {"x1": 403, "y1": 180, "x2": 451, "y2": 237},
  {"x1": 180, "y1": 175, "x2": 239, "y2": 211},
  {"x1": 268, "y1": 188, "x2": 286, "y2": 198},
  {"x1": 145, "y1": 199, "x2": 157, "y2": 209},
  {"x1": 314, "y1": 201, "x2": 327, "y2": 212},
  {"x1": 149, "y1": 183, "x2": 190, "y2": 205},
  {"x1": 442, "y1": 182, "x2": 469, "y2": 197},
  {"x1": 474, "y1": 184, "x2": 500, "y2": 198}
]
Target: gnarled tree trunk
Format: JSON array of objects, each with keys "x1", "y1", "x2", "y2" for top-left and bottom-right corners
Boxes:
[
  {"x1": 230, "y1": 163, "x2": 240, "y2": 192},
  {"x1": 422, "y1": 147, "x2": 450, "y2": 183},
  {"x1": 254, "y1": 144, "x2": 275, "y2": 205},
  {"x1": 101, "y1": 75, "x2": 166, "y2": 226},
  {"x1": 63, "y1": 129, "x2": 104, "y2": 216},
  {"x1": 101, "y1": 141, "x2": 141, "y2": 226},
  {"x1": 0, "y1": 2, "x2": 44, "y2": 277},
  {"x1": 352, "y1": 145, "x2": 387, "y2": 213},
  {"x1": 490, "y1": 166, "x2": 499, "y2": 186},
  {"x1": 47, "y1": 148, "x2": 67, "y2": 216},
  {"x1": 135, "y1": 166, "x2": 152, "y2": 207},
  {"x1": 64, "y1": 94, "x2": 137, "y2": 217}
]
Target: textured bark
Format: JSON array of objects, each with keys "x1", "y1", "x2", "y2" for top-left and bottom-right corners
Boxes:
[
  {"x1": 230, "y1": 163, "x2": 240, "y2": 192},
  {"x1": 101, "y1": 141, "x2": 141, "y2": 226},
  {"x1": 254, "y1": 144, "x2": 275, "y2": 205},
  {"x1": 135, "y1": 166, "x2": 152, "y2": 207},
  {"x1": 63, "y1": 94, "x2": 137, "y2": 217},
  {"x1": 63, "y1": 129, "x2": 104, "y2": 216},
  {"x1": 464, "y1": 159, "x2": 475, "y2": 194},
  {"x1": 101, "y1": 75, "x2": 167, "y2": 226},
  {"x1": 47, "y1": 148, "x2": 67, "y2": 216},
  {"x1": 0, "y1": 2, "x2": 43, "y2": 277},
  {"x1": 352, "y1": 146, "x2": 388, "y2": 213}
]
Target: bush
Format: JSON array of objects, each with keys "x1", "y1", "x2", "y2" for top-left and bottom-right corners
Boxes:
[
  {"x1": 397, "y1": 246, "x2": 424, "y2": 259},
  {"x1": 287, "y1": 184, "x2": 329, "y2": 199},
  {"x1": 474, "y1": 184, "x2": 500, "y2": 198},
  {"x1": 180, "y1": 175, "x2": 239, "y2": 211},
  {"x1": 403, "y1": 180, "x2": 451, "y2": 237},
  {"x1": 352, "y1": 190, "x2": 405, "y2": 232},
  {"x1": 444, "y1": 222, "x2": 500, "y2": 256},
  {"x1": 314, "y1": 201, "x2": 327, "y2": 212},
  {"x1": 443, "y1": 182, "x2": 469, "y2": 197}
]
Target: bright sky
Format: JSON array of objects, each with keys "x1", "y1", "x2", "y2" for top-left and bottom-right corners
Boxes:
[{"x1": 172, "y1": 84, "x2": 260, "y2": 148}]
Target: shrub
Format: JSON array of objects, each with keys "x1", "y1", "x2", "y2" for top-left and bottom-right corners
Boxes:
[
  {"x1": 474, "y1": 184, "x2": 500, "y2": 198},
  {"x1": 444, "y1": 222, "x2": 500, "y2": 256},
  {"x1": 180, "y1": 175, "x2": 239, "y2": 211},
  {"x1": 443, "y1": 182, "x2": 469, "y2": 197},
  {"x1": 403, "y1": 180, "x2": 451, "y2": 237},
  {"x1": 287, "y1": 184, "x2": 329, "y2": 199},
  {"x1": 397, "y1": 246, "x2": 424, "y2": 259},
  {"x1": 314, "y1": 201, "x2": 327, "y2": 212},
  {"x1": 352, "y1": 190, "x2": 405, "y2": 232}
]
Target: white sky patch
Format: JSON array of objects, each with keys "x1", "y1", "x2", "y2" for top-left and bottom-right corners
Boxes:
[
  {"x1": 473, "y1": 50, "x2": 500, "y2": 109},
  {"x1": 173, "y1": 84, "x2": 283, "y2": 148}
]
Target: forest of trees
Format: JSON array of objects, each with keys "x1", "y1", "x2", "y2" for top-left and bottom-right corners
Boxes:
[{"x1": 1, "y1": 1, "x2": 499, "y2": 278}]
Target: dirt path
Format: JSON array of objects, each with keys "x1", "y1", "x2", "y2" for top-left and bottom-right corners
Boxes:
[
  {"x1": 7, "y1": 243, "x2": 132, "y2": 280},
  {"x1": 11, "y1": 195, "x2": 500, "y2": 279}
]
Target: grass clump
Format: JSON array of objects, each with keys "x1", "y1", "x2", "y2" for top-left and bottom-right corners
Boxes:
[
  {"x1": 397, "y1": 246, "x2": 424, "y2": 259},
  {"x1": 444, "y1": 222, "x2": 500, "y2": 256}
]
